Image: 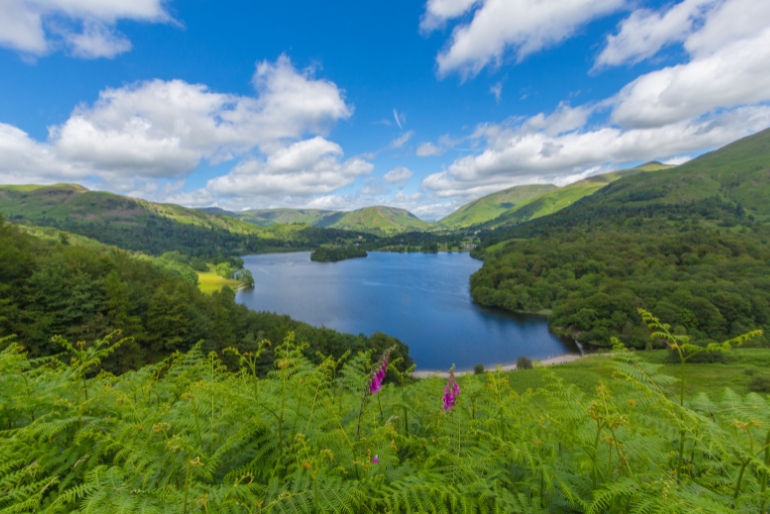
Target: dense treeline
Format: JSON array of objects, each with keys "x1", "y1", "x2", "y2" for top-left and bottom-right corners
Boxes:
[
  {"x1": 310, "y1": 245, "x2": 368, "y2": 262},
  {"x1": 2, "y1": 319, "x2": 769, "y2": 512},
  {"x1": 471, "y1": 199, "x2": 770, "y2": 348},
  {"x1": 0, "y1": 216, "x2": 412, "y2": 374},
  {"x1": 2, "y1": 212, "x2": 372, "y2": 259}
]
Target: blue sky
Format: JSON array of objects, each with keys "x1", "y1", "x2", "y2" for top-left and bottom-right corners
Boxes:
[{"x1": 1, "y1": 0, "x2": 769, "y2": 219}]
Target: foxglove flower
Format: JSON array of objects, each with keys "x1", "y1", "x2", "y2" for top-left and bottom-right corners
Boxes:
[
  {"x1": 442, "y1": 366, "x2": 460, "y2": 411},
  {"x1": 369, "y1": 356, "x2": 389, "y2": 394},
  {"x1": 372, "y1": 455, "x2": 379, "y2": 464}
]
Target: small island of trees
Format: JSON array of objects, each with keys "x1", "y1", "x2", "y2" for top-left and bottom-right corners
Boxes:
[{"x1": 311, "y1": 245, "x2": 368, "y2": 262}]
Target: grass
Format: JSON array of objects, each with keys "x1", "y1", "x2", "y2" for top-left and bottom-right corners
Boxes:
[
  {"x1": 197, "y1": 269, "x2": 240, "y2": 294},
  {"x1": 502, "y1": 348, "x2": 770, "y2": 399}
]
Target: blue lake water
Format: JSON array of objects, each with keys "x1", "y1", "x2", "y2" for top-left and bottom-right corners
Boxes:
[{"x1": 236, "y1": 251, "x2": 577, "y2": 371}]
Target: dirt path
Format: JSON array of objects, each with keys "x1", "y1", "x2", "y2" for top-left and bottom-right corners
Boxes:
[{"x1": 411, "y1": 353, "x2": 586, "y2": 379}]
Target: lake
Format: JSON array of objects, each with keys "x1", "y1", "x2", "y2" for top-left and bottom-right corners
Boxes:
[{"x1": 236, "y1": 251, "x2": 577, "y2": 371}]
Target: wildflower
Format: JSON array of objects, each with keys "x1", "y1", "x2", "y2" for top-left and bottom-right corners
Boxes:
[
  {"x1": 442, "y1": 365, "x2": 460, "y2": 411},
  {"x1": 369, "y1": 356, "x2": 389, "y2": 394},
  {"x1": 372, "y1": 455, "x2": 379, "y2": 464}
]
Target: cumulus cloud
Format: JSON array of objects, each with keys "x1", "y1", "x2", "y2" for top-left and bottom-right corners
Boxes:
[
  {"x1": 416, "y1": 134, "x2": 464, "y2": 157},
  {"x1": 611, "y1": 27, "x2": 770, "y2": 128},
  {"x1": 420, "y1": 0, "x2": 479, "y2": 32},
  {"x1": 427, "y1": 0, "x2": 626, "y2": 78},
  {"x1": 206, "y1": 137, "x2": 372, "y2": 197},
  {"x1": 0, "y1": 0, "x2": 170, "y2": 58},
  {"x1": 416, "y1": 142, "x2": 443, "y2": 157},
  {"x1": 383, "y1": 166, "x2": 414, "y2": 187},
  {"x1": 422, "y1": 104, "x2": 770, "y2": 197},
  {"x1": 0, "y1": 56, "x2": 366, "y2": 206},
  {"x1": 594, "y1": 0, "x2": 718, "y2": 70}
]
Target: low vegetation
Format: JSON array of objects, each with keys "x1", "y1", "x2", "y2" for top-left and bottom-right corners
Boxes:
[{"x1": 1, "y1": 312, "x2": 768, "y2": 513}]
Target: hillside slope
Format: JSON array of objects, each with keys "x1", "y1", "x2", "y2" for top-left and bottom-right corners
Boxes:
[
  {"x1": 328, "y1": 206, "x2": 434, "y2": 234},
  {"x1": 588, "y1": 127, "x2": 770, "y2": 218},
  {"x1": 0, "y1": 184, "x2": 353, "y2": 256},
  {"x1": 484, "y1": 162, "x2": 674, "y2": 229},
  {"x1": 223, "y1": 208, "x2": 345, "y2": 227},
  {"x1": 439, "y1": 184, "x2": 557, "y2": 228}
]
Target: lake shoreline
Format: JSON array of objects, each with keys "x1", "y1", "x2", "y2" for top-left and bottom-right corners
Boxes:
[{"x1": 411, "y1": 352, "x2": 585, "y2": 378}]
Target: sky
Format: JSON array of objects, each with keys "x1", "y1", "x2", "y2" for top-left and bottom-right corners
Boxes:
[{"x1": 1, "y1": 0, "x2": 769, "y2": 220}]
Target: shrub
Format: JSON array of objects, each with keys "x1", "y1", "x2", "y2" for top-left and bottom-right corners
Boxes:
[
  {"x1": 473, "y1": 363, "x2": 485, "y2": 375},
  {"x1": 748, "y1": 375, "x2": 770, "y2": 393},
  {"x1": 516, "y1": 356, "x2": 533, "y2": 369}
]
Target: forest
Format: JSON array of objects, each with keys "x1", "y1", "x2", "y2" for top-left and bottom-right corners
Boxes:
[
  {"x1": 471, "y1": 195, "x2": 770, "y2": 349},
  {"x1": 0, "y1": 215, "x2": 412, "y2": 376}
]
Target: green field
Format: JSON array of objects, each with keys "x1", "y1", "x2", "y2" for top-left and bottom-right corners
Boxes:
[
  {"x1": 196, "y1": 269, "x2": 240, "y2": 294},
  {"x1": 509, "y1": 348, "x2": 770, "y2": 398}
]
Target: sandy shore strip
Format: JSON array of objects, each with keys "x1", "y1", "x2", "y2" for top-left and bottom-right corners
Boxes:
[{"x1": 411, "y1": 353, "x2": 585, "y2": 379}]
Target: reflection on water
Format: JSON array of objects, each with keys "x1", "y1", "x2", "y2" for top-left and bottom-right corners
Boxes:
[{"x1": 236, "y1": 251, "x2": 576, "y2": 370}]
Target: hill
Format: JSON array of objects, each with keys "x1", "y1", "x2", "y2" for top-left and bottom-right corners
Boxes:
[
  {"x1": 439, "y1": 184, "x2": 557, "y2": 228},
  {"x1": 217, "y1": 205, "x2": 433, "y2": 235},
  {"x1": 328, "y1": 206, "x2": 434, "y2": 234},
  {"x1": 483, "y1": 162, "x2": 674, "y2": 229},
  {"x1": 586, "y1": 129, "x2": 770, "y2": 219},
  {"x1": 0, "y1": 184, "x2": 360, "y2": 257},
  {"x1": 469, "y1": 128, "x2": 770, "y2": 349},
  {"x1": 222, "y1": 208, "x2": 345, "y2": 227}
]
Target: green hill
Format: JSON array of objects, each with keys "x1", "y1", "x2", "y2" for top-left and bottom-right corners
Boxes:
[
  {"x1": 439, "y1": 184, "x2": 557, "y2": 228},
  {"x1": 329, "y1": 206, "x2": 434, "y2": 234},
  {"x1": 0, "y1": 184, "x2": 354, "y2": 257},
  {"x1": 469, "y1": 128, "x2": 770, "y2": 349},
  {"x1": 222, "y1": 208, "x2": 345, "y2": 227},
  {"x1": 218, "y1": 205, "x2": 433, "y2": 235},
  {"x1": 588, "y1": 129, "x2": 770, "y2": 219},
  {"x1": 484, "y1": 162, "x2": 674, "y2": 229}
]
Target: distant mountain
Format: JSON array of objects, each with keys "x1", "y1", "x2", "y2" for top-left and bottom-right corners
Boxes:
[
  {"x1": 227, "y1": 208, "x2": 345, "y2": 228},
  {"x1": 329, "y1": 206, "x2": 433, "y2": 234},
  {"x1": 483, "y1": 162, "x2": 675, "y2": 229},
  {"x1": 217, "y1": 205, "x2": 433, "y2": 235},
  {"x1": 439, "y1": 184, "x2": 558, "y2": 229}
]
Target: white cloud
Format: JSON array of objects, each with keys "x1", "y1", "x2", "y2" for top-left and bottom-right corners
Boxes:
[
  {"x1": 422, "y1": 104, "x2": 770, "y2": 197},
  {"x1": 490, "y1": 82, "x2": 502, "y2": 102},
  {"x1": 393, "y1": 109, "x2": 406, "y2": 130},
  {"x1": 206, "y1": 137, "x2": 372, "y2": 198},
  {"x1": 430, "y1": 0, "x2": 626, "y2": 78},
  {"x1": 416, "y1": 134, "x2": 463, "y2": 157},
  {"x1": 420, "y1": 0, "x2": 478, "y2": 32},
  {"x1": 383, "y1": 166, "x2": 414, "y2": 187},
  {"x1": 0, "y1": 0, "x2": 170, "y2": 58},
  {"x1": 611, "y1": 27, "x2": 770, "y2": 128},
  {"x1": 417, "y1": 142, "x2": 443, "y2": 157},
  {"x1": 594, "y1": 0, "x2": 718, "y2": 70},
  {"x1": 389, "y1": 130, "x2": 414, "y2": 149},
  {"x1": 663, "y1": 155, "x2": 692, "y2": 166},
  {"x1": 0, "y1": 56, "x2": 365, "y2": 206}
]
